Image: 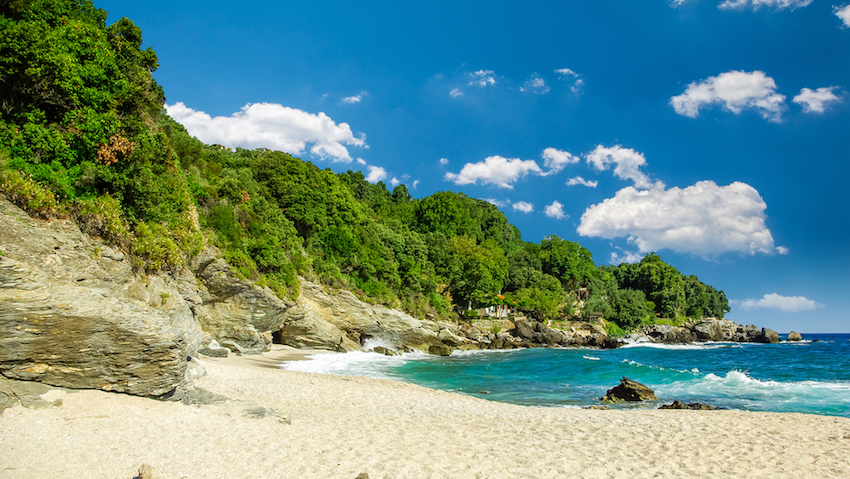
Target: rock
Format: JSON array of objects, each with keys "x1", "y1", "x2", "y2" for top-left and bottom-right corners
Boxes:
[
  {"x1": 372, "y1": 346, "x2": 400, "y2": 356},
  {"x1": 0, "y1": 376, "x2": 64, "y2": 411},
  {"x1": 138, "y1": 464, "x2": 161, "y2": 479},
  {"x1": 428, "y1": 344, "x2": 454, "y2": 356},
  {"x1": 514, "y1": 318, "x2": 536, "y2": 339},
  {"x1": 583, "y1": 405, "x2": 611, "y2": 410},
  {"x1": 356, "y1": 474, "x2": 370, "y2": 479},
  {"x1": 190, "y1": 249, "x2": 293, "y2": 354},
  {"x1": 590, "y1": 324, "x2": 607, "y2": 337},
  {"x1": 438, "y1": 328, "x2": 464, "y2": 346},
  {"x1": 0, "y1": 199, "x2": 200, "y2": 398},
  {"x1": 278, "y1": 279, "x2": 447, "y2": 354},
  {"x1": 659, "y1": 400, "x2": 719, "y2": 410},
  {"x1": 787, "y1": 331, "x2": 803, "y2": 341},
  {"x1": 693, "y1": 319, "x2": 724, "y2": 342},
  {"x1": 757, "y1": 327, "x2": 780, "y2": 344},
  {"x1": 601, "y1": 377, "x2": 657, "y2": 403}
]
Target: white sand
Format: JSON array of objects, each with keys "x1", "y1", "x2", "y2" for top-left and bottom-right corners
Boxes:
[{"x1": 1, "y1": 346, "x2": 849, "y2": 479}]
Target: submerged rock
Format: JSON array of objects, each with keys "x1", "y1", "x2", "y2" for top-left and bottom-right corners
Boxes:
[
  {"x1": 659, "y1": 400, "x2": 720, "y2": 410},
  {"x1": 601, "y1": 377, "x2": 657, "y2": 403}
]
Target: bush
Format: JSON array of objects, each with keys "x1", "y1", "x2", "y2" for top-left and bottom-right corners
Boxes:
[
  {"x1": 604, "y1": 321, "x2": 626, "y2": 337},
  {"x1": 74, "y1": 194, "x2": 131, "y2": 245},
  {"x1": 0, "y1": 169, "x2": 64, "y2": 218}
]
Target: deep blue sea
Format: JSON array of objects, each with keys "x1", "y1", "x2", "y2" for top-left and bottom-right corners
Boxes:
[{"x1": 281, "y1": 333, "x2": 850, "y2": 417}]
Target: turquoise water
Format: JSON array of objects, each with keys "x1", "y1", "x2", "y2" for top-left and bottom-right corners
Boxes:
[{"x1": 281, "y1": 333, "x2": 850, "y2": 417}]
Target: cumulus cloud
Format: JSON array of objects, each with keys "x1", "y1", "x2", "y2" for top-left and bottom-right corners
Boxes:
[
  {"x1": 610, "y1": 249, "x2": 644, "y2": 265},
  {"x1": 555, "y1": 68, "x2": 584, "y2": 93},
  {"x1": 513, "y1": 201, "x2": 534, "y2": 213},
  {"x1": 555, "y1": 68, "x2": 579, "y2": 79},
  {"x1": 390, "y1": 177, "x2": 401, "y2": 187},
  {"x1": 166, "y1": 102, "x2": 366, "y2": 163},
  {"x1": 793, "y1": 87, "x2": 842, "y2": 113},
  {"x1": 450, "y1": 88, "x2": 463, "y2": 98},
  {"x1": 775, "y1": 245, "x2": 789, "y2": 255},
  {"x1": 469, "y1": 70, "x2": 497, "y2": 87},
  {"x1": 718, "y1": 0, "x2": 812, "y2": 10},
  {"x1": 544, "y1": 201, "x2": 568, "y2": 220},
  {"x1": 356, "y1": 158, "x2": 367, "y2": 165},
  {"x1": 445, "y1": 156, "x2": 543, "y2": 189},
  {"x1": 578, "y1": 181, "x2": 778, "y2": 257},
  {"x1": 541, "y1": 148, "x2": 579, "y2": 175},
  {"x1": 439, "y1": 158, "x2": 449, "y2": 165},
  {"x1": 734, "y1": 293, "x2": 824, "y2": 312},
  {"x1": 566, "y1": 176, "x2": 598, "y2": 188},
  {"x1": 836, "y1": 5, "x2": 850, "y2": 27},
  {"x1": 586, "y1": 145, "x2": 653, "y2": 189},
  {"x1": 342, "y1": 95, "x2": 361, "y2": 104},
  {"x1": 413, "y1": 180, "x2": 420, "y2": 189},
  {"x1": 670, "y1": 70, "x2": 786, "y2": 123},
  {"x1": 520, "y1": 73, "x2": 550, "y2": 94},
  {"x1": 365, "y1": 165, "x2": 387, "y2": 183}
]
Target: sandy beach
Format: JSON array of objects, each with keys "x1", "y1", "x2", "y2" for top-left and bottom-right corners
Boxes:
[{"x1": 1, "y1": 345, "x2": 848, "y2": 479}]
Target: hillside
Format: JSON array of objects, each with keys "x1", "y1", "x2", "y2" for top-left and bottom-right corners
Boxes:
[{"x1": 0, "y1": 0, "x2": 728, "y2": 334}]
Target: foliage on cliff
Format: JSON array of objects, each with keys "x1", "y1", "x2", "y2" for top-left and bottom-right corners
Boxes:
[{"x1": 0, "y1": 0, "x2": 729, "y2": 328}]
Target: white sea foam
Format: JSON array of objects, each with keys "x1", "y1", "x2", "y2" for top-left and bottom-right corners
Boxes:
[
  {"x1": 619, "y1": 340, "x2": 727, "y2": 350},
  {"x1": 280, "y1": 350, "x2": 428, "y2": 380},
  {"x1": 583, "y1": 355, "x2": 601, "y2": 361}
]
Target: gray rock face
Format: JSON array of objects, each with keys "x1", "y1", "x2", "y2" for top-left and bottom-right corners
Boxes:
[
  {"x1": 189, "y1": 249, "x2": 294, "y2": 354},
  {"x1": 758, "y1": 327, "x2": 780, "y2": 344},
  {"x1": 0, "y1": 199, "x2": 200, "y2": 397},
  {"x1": 694, "y1": 319, "x2": 724, "y2": 342},
  {"x1": 278, "y1": 279, "x2": 448, "y2": 353}
]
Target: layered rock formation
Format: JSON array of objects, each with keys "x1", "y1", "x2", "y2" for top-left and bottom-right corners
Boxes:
[{"x1": 601, "y1": 377, "x2": 658, "y2": 403}]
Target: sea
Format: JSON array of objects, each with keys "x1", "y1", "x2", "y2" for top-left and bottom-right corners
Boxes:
[{"x1": 280, "y1": 333, "x2": 850, "y2": 418}]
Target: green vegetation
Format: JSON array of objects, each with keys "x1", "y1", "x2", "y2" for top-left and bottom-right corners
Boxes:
[{"x1": 0, "y1": 0, "x2": 731, "y2": 328}]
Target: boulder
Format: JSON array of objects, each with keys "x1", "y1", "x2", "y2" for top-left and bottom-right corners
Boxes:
[
  {"x1": 372, "y1": 346, "x2": 400, "y2": 356},
  {"x1": 428, "y1": 344, "x2": 454, "y2": 356},
  {"x1": 757, "y1": 327, "x2": 780, "y2": 344},
  {"x1": 514, "y1": 318, "x2": 536, "y2": 339},
  {"x1": 438, "y1": 328, "x2": 464, "y2": 346},
  {"x1": 0, "y1": 199, "x2": 200, "y2": 398},
  {"x1": 787, "y1": 331, "x2": 803, "y2": 341},
  {"x1": 601, "y1": 377, "x2": 657, "y2": 403},
  {"x1": 693, "y1": 319, "x2": 724, "y2": 342},
  {"x1": 659, "y1": 400, "x2": 719, "y2": 410}
]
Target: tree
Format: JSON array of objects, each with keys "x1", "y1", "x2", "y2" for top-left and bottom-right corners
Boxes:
[{"x1": 539, "y1": 235, "x2": 595, "y2": 290}]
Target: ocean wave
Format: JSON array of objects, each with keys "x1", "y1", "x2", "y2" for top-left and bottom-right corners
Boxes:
[
  {"x1": 621, "y1": 359, "x2": 701, "y2": 375},
  {"x1": 279, "y1": 350, "x2": 427, "y2": 379},
  {"x1": 619, "y1": 341, "x2": 728, "y2": 350},
  {"x1": 583, "y1": 355, "x2": 601, "y2": 361}
]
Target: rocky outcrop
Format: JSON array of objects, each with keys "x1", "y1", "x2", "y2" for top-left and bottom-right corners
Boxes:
[
  {"x1": 787, "y1": 331, "x2": 803, "y2": 341},
  {"x1": 277, "y1": 279, "x2": 447, "y2": 353},
  {"x1": 0, "y1": 198, "x2": 201, "y2": 398},
  {"x1": 637, "y1": 319, "x2": 783, "y2": 346},
  {"x1": 601, "y1": 377, "x2": 657, "y2": 403},
  {"x1": 187, "y1": 247, "x2": 294, "y2": 355},
  {"x1": 659, "y1": 400, "x2": 720, "y2": 410}
]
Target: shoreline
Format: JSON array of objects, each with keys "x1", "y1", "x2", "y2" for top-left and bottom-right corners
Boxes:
[{"x1": 2, "y1": 347, "x2": 849, "y2": 478}]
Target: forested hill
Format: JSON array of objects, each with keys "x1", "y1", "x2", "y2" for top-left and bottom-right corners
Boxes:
[{"x1": 0, "y1": 0, "x2": 729, "y2": 334}]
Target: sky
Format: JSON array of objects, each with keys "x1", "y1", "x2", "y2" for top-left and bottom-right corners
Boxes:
[{"x1": 96, "y1": 0, "x2": 850, "y2": 333}]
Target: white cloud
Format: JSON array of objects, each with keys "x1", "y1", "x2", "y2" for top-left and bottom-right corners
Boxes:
[
  {"x1": 566, "y1": 176, "x2": 598, "y2": 188},
  {"x1": 836, "y1": 5, "x2": 850, "y2": 27},
  {"x1": 166, "y1": 102, "x2": 366, "y2": 163},
  {"x1": 555, "y1": 68, "x2": 578, "y2": 79},
  {"x1": 734, "y1": 293, "x2": 824, "y2": 312},
  {"x1": 390, "y1": 177, "x2": 401, "y2": 187},
  {"x1": 450, "y1": 88, "x2": 463, "y2": 98},
  {"x1": 482, "y1": 198, "x2": 511, "y2": 208},
  {"x1": 610, "y1": 249, "x2": 644, "y2": 265},
  {"x1": 412, "y1": 180, "x2": 420, "y2": 189},
  {"x1": 586, "y1": 145, "x2": 653, "y2": 189},
  {"x1": 571, "y1": 79, "x2": 585, "y2": 94},
  {"x1": 541, "y1": 148, "x2": 579, "y2": 175},
  {"x1": 470, "y1": 70, "x2": 497, "y2": 87},
  {"x1": 342, "y1": 95, "x2": 361, "y2": 104},
  {"x1": 670, "y1": 70, "x2": 786, "y2": 123},
  {"x1": 356, "y1": 158, "x2": 367, "y2": 165},
  {"x1": 719, "y1": 0, "x2": 812, "y2": 10},
  {"x1": 520, "y1": 74, "x2": 550, "y2": 94},
  {"x1": 578, "y1": 180, "x2": 778, "y2": 257},
  {"x1": 544, "y1": 201, "x2": 568, "y2": 220},
  {"x1": 445, "y1": 156, "x2": 543, "y2": 189},
  {"x1": 776, "y1": 245, "x2": 789, "y2": 255},
  {"x1": 513, "y1": 201, "x2": 534, "y2": 213},
  {"x1": 365, "y1": 165, "x2": 387, "y2": 183},
  {"x1": 793, "y1": 87, "x2": 842, "y2": 113},
  {"x1": 439, "y1": 158, "x2": 449, "y2": 165}
]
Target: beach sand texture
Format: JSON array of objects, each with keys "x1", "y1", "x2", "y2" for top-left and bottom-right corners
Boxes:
[{"x1": 1, "y1": 347, "x2": 848, "y2": 479}]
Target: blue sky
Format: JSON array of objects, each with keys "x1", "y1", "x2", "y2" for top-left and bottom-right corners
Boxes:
[{"x1": 97, "y1": 0, "x2": 849, "y2": 333}]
